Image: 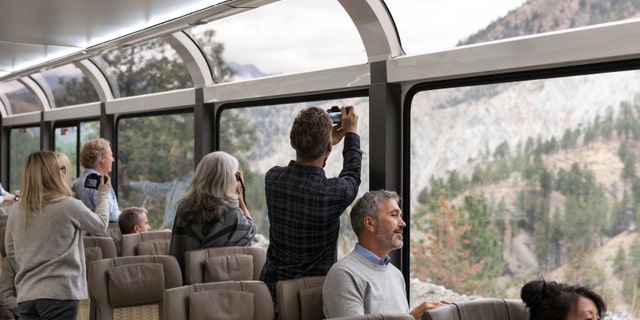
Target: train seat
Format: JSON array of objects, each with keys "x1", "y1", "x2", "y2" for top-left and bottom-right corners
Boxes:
[
  {"x1": 83, "y1": 236, "x2": 118, "y2": 265},
  {"x1": 422, "y1": 299, "x2": 527, "y2": 320},
  {"x1": 184, "y1": 246, "x2": 266, "y2": 284},
  {"x1": 276, "y1": 276, "x2": 325, "y2": 320},
  {"x1": 162, "y1": 280, "x2": 274, "y2": 320},
  {"x1": 88, "y1": 255, "x2": 182, "y2": 320},
  {"x1": 326, "y1": 314, "x2": 414, "y2": 320},
  {"x1": 0, "y1": 214, "x2": 8, "y2": 257},
  {"x1": 120, "y1": 230, "x2": 172, "y2": 256},
  {"x1": 81, "y1": 236, "x2": 118, "y2": 320}
]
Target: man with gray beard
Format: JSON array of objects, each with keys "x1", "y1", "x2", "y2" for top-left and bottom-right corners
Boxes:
[{"x1": 322, "y1": 190, "x2": 450, "y2": 320}]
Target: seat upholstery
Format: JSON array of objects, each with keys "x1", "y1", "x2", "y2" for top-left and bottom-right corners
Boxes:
[
  {"x1": 83, "y1": 236, "x2": 118, "y2": 265},
  {"x1": 184, "y1": 246, "x2": 266, "y2": 285},
  {"x1": 162, "y1": 280, "x2": 275, "y2": 320},
  {"x1": 422, "y1": 299, "x2": 527, "y2": 320},
  {"x1": 276, "y1": 276, "x2": 325, "y2": 320},
  {"x1": 120, "y1": 230, "x2": 172, "y2": 256},
  {"x1": 0, "y1": 214, "x2": 8, "y2": 257},
  {"x1": 326, "y1": 314, "x2": 414, "y2": 320},
  {"x1": 88, "y1": 255, "x2": 183, "y2": 320}
]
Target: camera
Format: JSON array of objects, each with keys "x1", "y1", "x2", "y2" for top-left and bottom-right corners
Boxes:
[
  {"x1": 327, "y1": 106, "x2": 341, "y2": 125},
  {"x1": 84, "y1": 173, "x2": 107, "y2": 189}
]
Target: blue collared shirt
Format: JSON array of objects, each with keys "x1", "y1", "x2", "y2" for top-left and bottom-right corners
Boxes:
[{"x1": 354, "y1": 243, "x2": 390, "y2": 266}]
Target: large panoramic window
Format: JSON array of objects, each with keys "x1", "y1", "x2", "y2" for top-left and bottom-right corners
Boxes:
[
  {"x1": 386, "y1": 0, "x2": 640, "y2": 55},
  {"x1": 219, "y1": 96, "x2": 370, "y2": 255},
  {"x1": 0, "y1": 80, "x2": 41, "y2": 114},
  {"x1": 409, "y1": 69, "x2": 640, "y2": 312},
  {"x1": 117, "y1": 113, "x2": 195, "y2": 230},
  {"x1": 39, "y1": 64, "x2": 100, "y2": 108},
  {"x1": 188, "y1": 0, "x2": 365, "y2": 82},
  {"x1": 101, "y1": 38, "x2": 191, "y2": 97}
]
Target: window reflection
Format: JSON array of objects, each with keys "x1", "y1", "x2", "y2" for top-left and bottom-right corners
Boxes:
[{"x1": 117, "y1": 114, "x2": 195, "y2": 230}]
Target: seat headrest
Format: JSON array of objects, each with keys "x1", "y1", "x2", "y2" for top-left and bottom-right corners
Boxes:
[
  {"x1": 163, "y1": 280, "x2": 274, "y2": 320},
  {"x1": 136, "y1": 239, "x2": 170, "y2": 255},
  {"x1": 108, "y1": 263, "x2": 165, "y2": 307},
  {"x1": 276, "y1": 276, "x2": 325, "y2": 320},
  {"x1": 204, "y1": 254, "x2": 254, "y2": 283},
  {"x1": 422, "y1": 299, "x2": 527, "y2": 320}
]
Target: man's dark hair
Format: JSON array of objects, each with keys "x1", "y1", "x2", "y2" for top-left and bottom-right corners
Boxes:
[
  {"x1": 289, "y1": 107, "x2": 333, "y2": 162},
  {"x1": 118, "y1": 207, "x2": 147, "y2": 234}
]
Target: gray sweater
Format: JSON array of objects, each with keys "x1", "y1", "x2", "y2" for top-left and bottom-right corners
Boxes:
[
  {"x1": 5, "y1": 186, "x2": 109, "y2": 303},
  {"x1": 322, "y1": 250, "x2": 410, "y2": 318}
]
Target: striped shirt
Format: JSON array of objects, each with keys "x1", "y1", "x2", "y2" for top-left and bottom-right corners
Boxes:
[{"x1": 260, "y1": 133, "x2": 362, "y2": 301}]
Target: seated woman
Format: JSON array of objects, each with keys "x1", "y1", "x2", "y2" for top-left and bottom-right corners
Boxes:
[
  {"x1": 169, "y1": 151, "x2": 256, "y2": 280},
  {"x1": 521, "y1": 278, "x2": 606, "y2": 320}
]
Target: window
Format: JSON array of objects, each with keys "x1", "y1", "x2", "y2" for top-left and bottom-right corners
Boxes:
[
  {"x1": 117, "y1": 113, "x2": 195, "y2": 229},
  {"x1": 10, "y1": 127, "x2": 41, "y2": 190},
  {"x1": 409, "y1": 69, "x2": 640, "y2": 306}
]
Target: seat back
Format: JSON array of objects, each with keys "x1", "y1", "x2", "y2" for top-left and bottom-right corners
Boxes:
[
  {"x1": 162, "y1": 280, "x2": 274, "y2": 320},
  {"x1": 326, "y1": 314, "x2": 414, "y2": 320},
  {"x1": 0, "y1": 214, "x2": 8, "y2": 257},
  {"x1": 83, "y1": 236, "x2": 118, "y2": 266},
  {"x1": 88, "y1": 255, "x2": 183, "y2": 320},
  {"x1": 120, "y1": 230, "x2": 172, "y2": 256},
  {"x1": 422, "y1": 299, "x2": 527, "y2": 320},
  {"x1": 184, "y1": 246, "x2": 266, "y2": 284},
  {"x1": 276, "y1": 276, "x2": 325, "y2": 320}
]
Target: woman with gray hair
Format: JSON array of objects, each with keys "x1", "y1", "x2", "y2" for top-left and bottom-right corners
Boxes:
[{"x1": 169, "y1": 151, "x2": 255, "y2": 280}]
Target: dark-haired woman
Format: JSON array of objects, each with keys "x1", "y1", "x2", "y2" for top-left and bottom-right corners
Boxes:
[
  {"x1": 521, "y1": 278, "x2": 606, "y2": 320},
  {"x1": 169, "y1": 151, "x2": 256, "y2": 280}
]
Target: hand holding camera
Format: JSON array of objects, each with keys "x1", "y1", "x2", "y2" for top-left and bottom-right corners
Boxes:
[
  {"x1": 84, "y1": 173, "x2": 110, "y2": 189},
  {"x1": 327, "y1": 106, "x2": 358, "y2": 145}
]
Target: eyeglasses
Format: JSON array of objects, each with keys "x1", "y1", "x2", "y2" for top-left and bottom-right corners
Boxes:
[{"x1": 60, "y1": 166, "x2": 67, "y2": 174}]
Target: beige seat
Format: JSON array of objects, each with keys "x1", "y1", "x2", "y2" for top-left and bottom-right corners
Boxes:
[
  {"x1": 0, "y1": 214, "x2": 8, "y2": 257},
  {"x1": 276, "y1": 276, "x2": 325, "y2": 320},
  {"x1": 88, "y1": 255, "x2": 183, "y2": 320},
  {"x1": 120, "y1": 230, "x2": 172, "y2": 256},
  {"x1": 83, "y1": 236, "x2": 118, "y2": 265},
  {"x1": 184, "y1": 246, "x2": 266, "y2": 285},
  {"x1": 422, "y1": 299, "x2": 526, "y2": 320},
  {"x1": 82, "y1": 236, "x2": 118, "y2": 320},
  {"x1": 162, "y1": 280, "x2": 275, "y2": 320},
  {"x1": 326, "y1": 315, "x2": 414, "y2": 320}
]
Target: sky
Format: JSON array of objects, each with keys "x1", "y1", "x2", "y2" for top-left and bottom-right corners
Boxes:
[{"x1": 207, "y1": 0, "x2": 527, "y2": 75}]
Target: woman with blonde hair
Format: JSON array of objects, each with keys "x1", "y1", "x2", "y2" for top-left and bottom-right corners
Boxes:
[
  {"x1": 170, "y1": 151, "x2": 256, "y2": 279},
  {"x1": 5, "y1": 151, "x2": 109, "y2": 319}
]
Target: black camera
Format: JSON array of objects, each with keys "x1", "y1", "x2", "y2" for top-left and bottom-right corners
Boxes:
[
  {"x1": 84, "y1": 173, "x2": 107, "y2": 189},
  {"x1": 327, "y1": 106, "x2": 341, "y2": 125}
]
